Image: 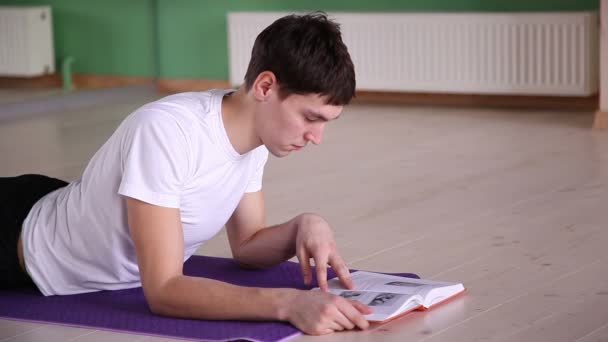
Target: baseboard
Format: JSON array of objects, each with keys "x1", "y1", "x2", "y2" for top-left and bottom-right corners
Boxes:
[
  {"x1": 1, "y1": 74, "x2": 599, "y2": 112},
  {"x1": 593, "y1": 111, "x2": 608, "y2": 129},
  {"x1": 157, "y1": 78, "x2": 231, "y2": 93},
  {"x1": 0, "y1": 74, "x2": 62, "y2": 88},
  {"x1": 0, "y1": 74, "x2": 154, "y2": 90},
  {"x1": 72, "y1": 74, "x2": 154, "y2": 89},
  {"x1": 353, "y1": 91, "x2": 599, "y2": 111},
  {"x1": 157, "y1": 80, "x2": 598, "y2": 111}
]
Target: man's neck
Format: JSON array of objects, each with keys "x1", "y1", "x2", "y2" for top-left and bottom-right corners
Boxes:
[{"x1": 221, "y1": 87, "x2": 262, "y2": 155}]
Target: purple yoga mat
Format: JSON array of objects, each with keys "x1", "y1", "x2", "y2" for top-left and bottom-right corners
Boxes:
[{"x1": 0, "y1": 256, "x2": 419, "y2": 342}]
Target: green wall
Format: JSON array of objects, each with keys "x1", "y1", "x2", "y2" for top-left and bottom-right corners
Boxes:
[
  {"x1": 0, "y1": 0, "x2": 156, "y2": 77},
  {"x1": 0, "y1": 0, "x2": 600, "y2": 79},
  {"x1": 157, "y1": 0, "x2": 601, "y2": 80}
]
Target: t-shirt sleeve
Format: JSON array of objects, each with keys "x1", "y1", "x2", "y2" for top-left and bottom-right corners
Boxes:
[
  {"x1": 245, "y1": 146, "x2": 269, "y2": 193},
  {"x1": 117, "y1": 111, "x2": 190, "y2": 208}
]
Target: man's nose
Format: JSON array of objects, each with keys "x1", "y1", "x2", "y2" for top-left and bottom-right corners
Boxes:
[{"x1": 306, "y1": 125, "x2": 324, "y2": 145}]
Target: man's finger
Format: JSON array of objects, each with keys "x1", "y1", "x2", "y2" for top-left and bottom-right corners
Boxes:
[
  {"x1": 296, "y1": 248, "x2": 312, "y2": 285},
  {"x1": 339, "y1": 299, "x2": 370, "y2": 330},
  {"x1": 331, "y1": 306, "x2": 355, "y2": 330},
  {"x1": 326, "y1": 321, "x2": 343, "y2": 333},
  {"x1": 314, "y1": 253, "x2": 329, "y2": 291},
  {"x1": 350, "y1": 300, "x2": 374, "y2": 315},
  {"x1": 329, "y1": 253, "x2": 354, "y2": 290}
]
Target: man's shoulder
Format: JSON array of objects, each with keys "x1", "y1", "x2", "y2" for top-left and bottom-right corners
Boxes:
[
  {"x1": 143, "y1": 91, "x2": 212, "y2": 113},
  {"x1": 151, "y1": 89, "x2": 233, "y2": 108},
  {"x1": 129, "y1": 90, "x2": 214, "y2": 124},
  {"x1": 118, "y1": 88, "x2": 236, "y2": 148},
  {"x1": 134, "y1": 89, "x2": 232, "y2": 121}
]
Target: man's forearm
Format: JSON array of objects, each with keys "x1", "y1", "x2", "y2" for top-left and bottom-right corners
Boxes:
[
  {"x1": 150, "y1": 274, "x2": 295, "y2": 321},
  {"x1": 232, "y1": 215, "x2": 301, "y2": 268}
]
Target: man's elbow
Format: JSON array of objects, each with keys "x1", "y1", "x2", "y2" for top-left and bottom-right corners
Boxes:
[
  {"x1": 148, "y1": 298, "x2": 169, "y2": 316},
  {"x1": 143, "y1": 279, "x2": 179, "y2": 316},
  {"x1": 146, "y1": 293, "x2": 169, "y2": 316}
]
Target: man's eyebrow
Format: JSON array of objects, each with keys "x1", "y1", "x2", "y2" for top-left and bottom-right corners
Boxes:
[{"x1": 305, "y1": 110, "x2": 341, "y2": 121}]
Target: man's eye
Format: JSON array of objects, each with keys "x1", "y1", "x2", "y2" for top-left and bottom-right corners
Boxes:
[{"x1": 305, "y1": 116, "x2": 317, "y2": 122}]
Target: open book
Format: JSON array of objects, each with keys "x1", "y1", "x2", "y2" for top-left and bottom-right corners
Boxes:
[{"x1": 319, "y1": 271, "x2": 466, "y2": 323}]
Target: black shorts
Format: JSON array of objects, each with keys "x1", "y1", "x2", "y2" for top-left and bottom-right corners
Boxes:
[{"x1": 0, "y1": 174, "x2": 68, "y2": 288}]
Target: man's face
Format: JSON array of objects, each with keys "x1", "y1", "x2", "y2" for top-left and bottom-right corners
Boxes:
[{"x1": 255, "y1": 91, "x2": 343, "y2": 158}]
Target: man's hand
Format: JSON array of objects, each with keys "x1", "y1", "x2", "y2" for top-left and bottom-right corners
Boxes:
[
  {"x1": 282, "y1": 289, "x2": 373, "y2": 335},
  {"x1": 295, "y1": 213, "x2": 354, "y2": 291}
]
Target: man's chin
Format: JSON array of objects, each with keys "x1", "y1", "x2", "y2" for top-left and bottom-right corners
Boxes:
[{"x1": 268, "y1": 148, "x2": 290, "y2": 158}]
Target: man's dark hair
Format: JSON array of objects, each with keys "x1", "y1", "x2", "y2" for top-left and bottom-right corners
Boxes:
[{"x1": 243, "y1": 12, "x2": 356, "y2": 105}]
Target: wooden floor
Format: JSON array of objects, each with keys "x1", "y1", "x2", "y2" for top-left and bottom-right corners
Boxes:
[{"x1": 1, "y1": 87, "x2": 607, "y2": 342}]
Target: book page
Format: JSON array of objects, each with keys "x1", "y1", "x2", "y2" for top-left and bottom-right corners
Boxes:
[
  {"x1": 328, "y1": 271, "x2": 431, "y2": 295},
  {"x1": 327, "y1": 288, "x2": 421, "y2": 321},
  {"x1": 418, "y1": 283, "x2": 466, "y2": 308}
]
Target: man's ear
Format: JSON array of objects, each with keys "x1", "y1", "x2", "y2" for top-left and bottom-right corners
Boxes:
[{"x1": 251, "y1": 71, "x2": 277, "y2": 102}]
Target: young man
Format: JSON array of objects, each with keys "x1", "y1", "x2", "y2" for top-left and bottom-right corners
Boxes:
[{"x1": 1, "y1": 12, "x2": 372, "y2": 335}]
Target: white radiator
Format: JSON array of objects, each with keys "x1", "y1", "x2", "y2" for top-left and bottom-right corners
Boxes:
[
  {"x1": 0, "y1": 6, "x2": 55, "y2": 77},
  {"x1": 228, "y1": 12, "x2": 599, "y2": 96}
]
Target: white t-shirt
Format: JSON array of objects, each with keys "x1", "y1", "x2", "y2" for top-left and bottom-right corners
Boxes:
[{"x1": 21, "y1": 89, "x2": 269, "y2": 296}]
